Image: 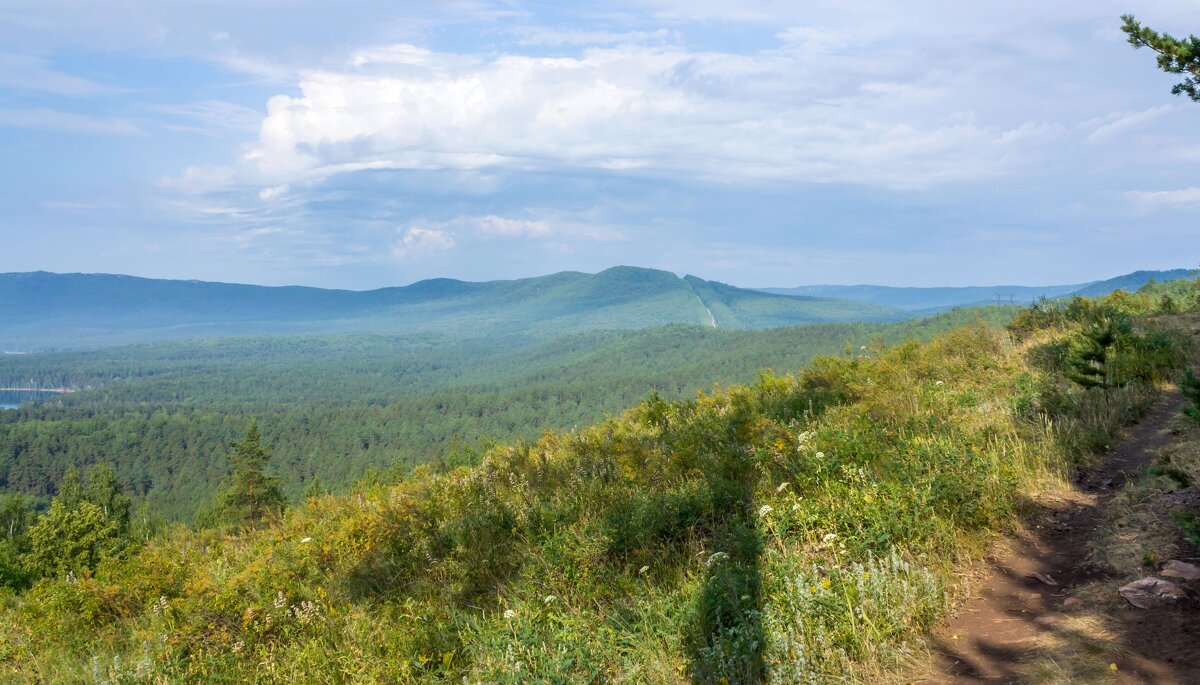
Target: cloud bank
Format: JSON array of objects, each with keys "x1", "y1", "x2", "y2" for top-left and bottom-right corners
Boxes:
[{"x1": 238, "y1": 39, "x2": 1061, "y2": 192}]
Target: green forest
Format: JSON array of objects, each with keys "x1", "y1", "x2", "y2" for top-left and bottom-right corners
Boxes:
[
  {"x1": 0, "y1": 276, "x2": 1197, "y2": 682},
  {"x1": 0, "y1": 307, "x2": 1016, "y2": 521}
]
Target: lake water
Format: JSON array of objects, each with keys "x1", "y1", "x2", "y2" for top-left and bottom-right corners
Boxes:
[{"x1": 0, "y1": 389, "x2": 63, "y2": 409}]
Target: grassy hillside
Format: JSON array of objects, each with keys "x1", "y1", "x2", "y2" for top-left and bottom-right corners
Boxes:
[
  {"x1": 0, "y1": 307, "x2": 1015, "y2": 521},
  {"x1": 0, "y1": 267, "x2": 905, "y2": 350},
  {"x1": 0, "y1": 291, "x2": 1191, "y2": 683}
]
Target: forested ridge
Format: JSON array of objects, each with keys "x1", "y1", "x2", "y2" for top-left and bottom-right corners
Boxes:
[
  {"x1": 1, "y1": 278, "x2": 1197, "y2": 682},
  {"x1": 0, "y1": 307, "x2": 1015, "y2": 520},
  {"x1": 0, "y1": 267, "x2": 905, "y2": 350}
]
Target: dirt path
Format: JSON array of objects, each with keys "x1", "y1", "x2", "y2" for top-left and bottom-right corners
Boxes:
[{"x1": 920, "y1": 392, "x2": 1200, "y2": 684}]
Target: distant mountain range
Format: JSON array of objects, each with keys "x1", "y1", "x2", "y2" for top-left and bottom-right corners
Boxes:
[
  {"x1": 761, "y1": 268, "x2": 1197, "y2": 314},
  {"x1": 0, "y1": 267, "x2": 903, "y2": 350},
  {"x1": 2, "y1": 266, "x2": 1193, "y2": 351}
]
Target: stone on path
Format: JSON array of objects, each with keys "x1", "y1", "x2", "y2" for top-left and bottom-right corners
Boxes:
[
  {"x1": 1118, "y1": 577, "x2": 1185, "y2": 609},
  {"x1": 1160, "y1": 560, "x2": 1200, "y2": 582}
]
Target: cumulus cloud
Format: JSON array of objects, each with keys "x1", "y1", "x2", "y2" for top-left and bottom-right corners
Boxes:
[
  {"x1": 392, "y1": 226, "x2": 455, "y2": 258},
  {"x1": 233, "y1": 39, "x2": 1065, "y2": 191}
]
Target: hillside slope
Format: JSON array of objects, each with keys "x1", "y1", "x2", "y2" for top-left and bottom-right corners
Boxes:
[
  {"x1": 3, "y1": 297, "x2": 1189, "y2": 683},
  {"x1": 0, "y1": 267, "x2": 904, "y2": 350},
  {"x1": 0, "y1": 307, "x2": 1014, "y2": 521}
]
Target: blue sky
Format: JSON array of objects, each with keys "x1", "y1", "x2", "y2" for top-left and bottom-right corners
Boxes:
[{"x1": 0, "y1": 1, "x2": 1197, "y2": 289}]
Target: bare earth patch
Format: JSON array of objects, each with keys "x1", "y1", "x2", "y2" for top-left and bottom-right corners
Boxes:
[{"x1": 914, "y1": 392, "x2": 1200, "y2": 684}]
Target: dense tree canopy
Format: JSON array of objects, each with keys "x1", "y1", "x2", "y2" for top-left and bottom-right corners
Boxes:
[
  {"x1": 205, "y1": 424, "x2": 286, "y2": 526},
  {"x1": 1122, "y1": 14, "x2": 1200, "y2": 101}
]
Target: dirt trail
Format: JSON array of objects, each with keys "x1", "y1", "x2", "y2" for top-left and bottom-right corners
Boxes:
[{"x1": 921, "y1": 392, "x2": 1200, "y2": 684}]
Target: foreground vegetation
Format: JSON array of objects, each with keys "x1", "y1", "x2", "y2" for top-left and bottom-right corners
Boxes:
[
  {"x1": 0, "y1": 307, "x2": 1014, "y2": 521},
  {"x1": 1, "y1": 276, "x2": 1196, "y2": 683}
]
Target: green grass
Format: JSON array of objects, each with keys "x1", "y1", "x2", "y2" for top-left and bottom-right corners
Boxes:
[
  {"x1": 3, "y1": 283, "x2": 1195, "y2": 683},
  {"x1": 1, "y1": 310, "x2": 1186, "y2": 683}
]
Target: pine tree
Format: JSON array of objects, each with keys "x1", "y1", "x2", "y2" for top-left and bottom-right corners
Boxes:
[
  {"x1": 1121, "y1": 15, "x2": 1200, "y2": 102},
  {"x1": 212, "y1": 423, "x2": 286, "y2": 526},
  {"x1": 1064, "y1": 316, "x2": 1131, "y2": 400}
]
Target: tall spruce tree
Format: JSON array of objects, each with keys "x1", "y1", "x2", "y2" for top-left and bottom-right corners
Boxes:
[
  {"x1": 211, "y1": 423, "x2": 286, "y2": 526},
  {"x1": 1121, "y1": 15, "x2": 1200, "y2": 101}
]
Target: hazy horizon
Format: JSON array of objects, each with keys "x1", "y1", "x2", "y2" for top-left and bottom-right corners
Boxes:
[{"x1": 3, "y1": 263, "x2": 1192, "y2": 292}]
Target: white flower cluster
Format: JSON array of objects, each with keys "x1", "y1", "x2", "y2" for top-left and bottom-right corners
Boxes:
[
  {"x1": 705, "y1": 551, "x2": 730, "y2": 568},
  {"x1": 290, "y1": 599, "x2": 322, "y2": 625}
]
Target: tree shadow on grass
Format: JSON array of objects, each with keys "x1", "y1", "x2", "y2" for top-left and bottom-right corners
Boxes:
[{"x1": 687, "y1": 447, "x2": 766, "y2": 684}]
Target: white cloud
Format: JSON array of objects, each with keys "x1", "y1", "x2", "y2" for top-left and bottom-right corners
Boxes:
[
  {"x1": 1083, "y1": 105, "x2": 1173, "y2": 144},
  {"x1": 509, "y1": 27, "x2": 678, "y2": 47},
  {"x1": 234, "y1": 41, "x2": 1066, "y2": 191},
  {"x1": 468, "y1": 215, "x2": 552, "y2": 237},
  {"x1": 0, "y1": 107, "x2": 141, "y2": 135},
  {"x1": 401, "y1": 213, "x2": 626, "y2": 246},
  {"x1": 1126, "y1": 187, "x2": 1200, "y2": 209},
  {"x1": 258, "y1": 184, "x2": 290, "y2": 201},
  {"x1": 392, "y1": 226, "x2": 455, "y2": 258},
  {"x1": 151, "y1": 99, "x2": 264, "y2": 135},
  {"x1": 0, "y1": 53, "x2": 108, "y2": 96}
]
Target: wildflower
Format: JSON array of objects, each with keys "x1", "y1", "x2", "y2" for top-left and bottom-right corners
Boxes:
[
  {"x1": 821, "y1": 580, "x2": 831, "y2": 590},
  {"x1": 809, "y1": 585, "x2": 817, "y2": 593},
  {"x1": 758, "y1": 504, "x2": 774, "y2": 517},
  {"x1": 822, "y1": 533, "x2": 837, "y2": 544},
  {"x1": 543, "y1": 595, "x2": 556, "y2": 605},
  {"x1": 863, "y1": 572, "x2": 870, "y2": 580},
  {"x1": 274, "y1": 591, "x2": 287, "y2": 610},
  {"x1": 300, "y1": 537, "x2": 312, "y2": 544},
  {"x1": 791, "y1": 503, "x2": 802, "y2": 512},
  {"x1": 815, "y1": 451, "x2": 825, "y2": 460},
  {"x1": 503, "y1": 609, "x2": 516, "y2": 619},
  {"x1": 1110, "y1": 663, "x2": 1118, "y2": 671},
  {"x1": 705, "y1": 551, "x2": 729, "y2": 568},
  {"x1": 935, "y1": 380, "x2": 944, "y2": 386},
  {"x1": 776, "y1": 481, "x2": 790, "y2": 493},
  {"x1": 638, "y1": 565, "x2": 650, "y2": 575}
]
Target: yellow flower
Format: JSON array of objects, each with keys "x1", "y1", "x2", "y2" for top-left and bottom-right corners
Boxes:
[
  {"x1": 821, "y1": 580, "x2": 831, "y2": 590},
  {"x1": 863, "y1": 572, "x2": 870, "y2": 580},
  {"x1": 809, "y1": 585, "x2": 817, "y2": 593},
  {"x1": 1110, "y1": 663, "x2": 1119, "y2": 671}
]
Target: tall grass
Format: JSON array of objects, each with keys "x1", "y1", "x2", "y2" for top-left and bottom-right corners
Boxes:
[{"x1": 0, "y1": 316, "x2": 1189, "y2": 684}]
